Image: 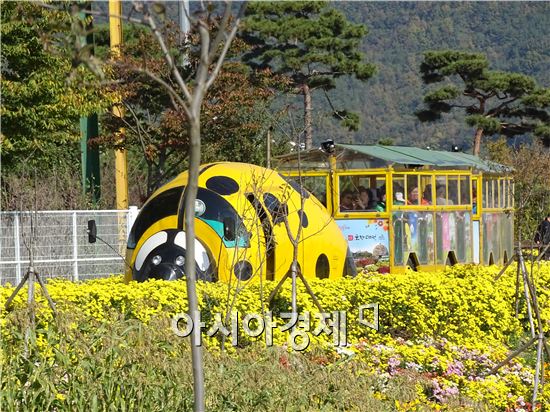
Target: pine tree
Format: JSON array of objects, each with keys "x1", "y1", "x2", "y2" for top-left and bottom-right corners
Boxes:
[
  {"x1": 417, "y1": 50, "x2": 550, "y2": 155},
  {"x1": 241, "y1": 1, "x2": 375, "y2": 149}
]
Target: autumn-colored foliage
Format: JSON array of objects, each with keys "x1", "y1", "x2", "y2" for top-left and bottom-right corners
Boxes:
[{"x1": 95, "y1": 25, "x2": 289, "y2": 199}]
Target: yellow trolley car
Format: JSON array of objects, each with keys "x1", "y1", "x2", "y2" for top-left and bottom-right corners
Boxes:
[
  {"x1": 276, "y1": 143, "x2": 514, "y2": 273},
  {"x1": 125, "y1": 162, "x2": 354, "y2": 283}
]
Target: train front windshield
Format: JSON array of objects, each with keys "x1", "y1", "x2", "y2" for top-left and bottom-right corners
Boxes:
[
  {"x1": 127, "y1": 186, "x2": 183, "y2": 249},
  {"x1": 192, "y1": 188, "x2": 250, "y2": 248},
  {"x1": 128, "y1": 186, "x2": 249, "y2": 249}
]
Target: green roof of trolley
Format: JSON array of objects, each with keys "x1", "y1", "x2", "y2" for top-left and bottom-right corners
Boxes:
[
  {"x1": 337, "y1": 144, "x2": 510, "y2": 172},
  {"x1": 274, "y1": 144, "x2": 511, "y2": 173}
]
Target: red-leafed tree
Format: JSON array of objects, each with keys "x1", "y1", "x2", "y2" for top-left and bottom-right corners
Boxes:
[{"x1": 96, "y1": 26, "x2": 287, "y2": 199}]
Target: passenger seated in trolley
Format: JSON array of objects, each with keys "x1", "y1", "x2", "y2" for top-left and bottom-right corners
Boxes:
[
  {"x1": 394, "y1": 184, "x2": 405, "y2": 205},
  {"x1": 340, "y1": 190, "x2": 354, "y2": 211},
  {"x1": 436, "y1": 185, "x2": 454, "y2": 205},
  {"x1": 355, "y1": 186, "x2": 378, "y2": 211},
  {"x1": 367, "y1": 188, "x2": 379, "y2": 209},
  {"x1": 423, "y1": 184, "x2": 433, "y2": 205},
  {"x1": 341, "y1": 186, "x2": 385, "y2": 212},
  {"x1": 408, "y1": 186, "x2": 430, "y2": 206},
  {"x1": 376, "y1": 189, "x2": 386, "y2": 212},
  {"x1": 354, "y1": 186, "x2": 369, "y2": 210}
]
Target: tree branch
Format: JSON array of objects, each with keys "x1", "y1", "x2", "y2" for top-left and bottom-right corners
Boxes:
[
  {"x1": 142, "y1": 6, "x2": 193, "y2": 103},
  {"x1": 129, "y1": 66, "x2": 191, "y2": 118},
  {"x1": 323, "y1": 89, "x2": 345, "y2": 120},
  {"x1": 207, "y1": 1, "x2": 232, "y2": 62},
  {"x1": 450, "y1": 103, "x2": 478, "y2": 110},
  {"x1": 487, "y1": 97, "x2": 520, "y2": 116},
  {"x1": 205, "y1": 3, "x2": 247, "y2": 91},
  {"x1": 122, "y1": 101, "x2": 159, "y2": 167},
  {"x1": 500, "y1": 121, "x2": 531, "y2": 133}
]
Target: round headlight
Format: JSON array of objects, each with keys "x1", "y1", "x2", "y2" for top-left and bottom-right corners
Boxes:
[
  {"x1": 195, "y1": 199, "x2": 206, "y2": 216},
  {"x1": 152, "y1": 255, "x2": 162, "y2": 266},
  {"x1": 175, "y1": 255, "x2": 185, "y2": 266}
]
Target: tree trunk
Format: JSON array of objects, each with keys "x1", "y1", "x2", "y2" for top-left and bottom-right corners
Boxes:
[
  {"x1": 138, "y1": 5, "x2": 246, "y2": 410},
  {"x1": 303, "y1": 83, "x2": 313, "y2": 150},
  {"x1": 185, "y1": 114, "x2": 205, "y2": 412},
  {"x1": 290, "y1": 257, "x2": 298, "y2": 316},
  {"x1": 473, "y1": 128, "x2": 483, "y2": 156}
]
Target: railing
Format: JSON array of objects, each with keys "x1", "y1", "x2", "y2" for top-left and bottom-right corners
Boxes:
[{"x1": 0, "y1": 208, "x2": 139, "y2": 285}]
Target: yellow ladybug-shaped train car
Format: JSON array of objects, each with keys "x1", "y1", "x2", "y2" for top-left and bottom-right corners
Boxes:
[{"x1": 125, "y1": 162, "x2": 355, "y2": 283}]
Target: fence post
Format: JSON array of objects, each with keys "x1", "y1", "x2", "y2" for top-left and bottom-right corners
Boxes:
[
  {"x1": 14, "y1": 213, "x2": 22, "y2": 284},
  {"x1": 73, "y1": 211, "x2": 79, "y2": 281},
  {"x1": 127, "y1": 206, "x2": 138, "y2": 236}
]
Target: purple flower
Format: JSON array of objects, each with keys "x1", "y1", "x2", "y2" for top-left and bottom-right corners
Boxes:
[
  {"x1": 445, "y1": 360, "x2": 465, "y2": 376},
  {"x1": 405, "y1": 361, "x2": 422, "y2": 372},
  {"x1": 432, "y1": 379, "x2": 459, "y2": 403},
  {"x1": 388, "y1": 356, "x2": 401, "y2": 374}
]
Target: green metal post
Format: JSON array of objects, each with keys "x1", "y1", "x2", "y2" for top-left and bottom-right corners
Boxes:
[
  {"x1": 80, "y1": 114, "x2": 100, "y2": 202},
  {"x1": 79, "y1": 2, "x2": 101, "y2": 203}
]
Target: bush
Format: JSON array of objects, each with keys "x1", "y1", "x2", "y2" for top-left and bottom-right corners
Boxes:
[
  {"x1": 2, "y1": 264, "x2": 533, "y2": 347},
  {"x1": 2, "y1": 262, "x2": 550, "y2": 410}
]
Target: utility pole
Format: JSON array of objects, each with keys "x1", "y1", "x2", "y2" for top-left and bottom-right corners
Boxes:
[
  {"x1": 79, "y1": 2, "x2": 100, "y2": 203},
  {"x1": 179, "y1": 0, "x2": 190, "y2": 66},
  {"x1": 179, "y1": 0, "x2": 190, "y2": 36},
  {"x1": 109, "y1": 0, "x2": 128, "y2": 210}
]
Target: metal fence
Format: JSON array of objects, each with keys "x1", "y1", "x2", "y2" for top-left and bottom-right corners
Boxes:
[{"x1": 0, "y1": 208, "x2": 139, "y2": 285}]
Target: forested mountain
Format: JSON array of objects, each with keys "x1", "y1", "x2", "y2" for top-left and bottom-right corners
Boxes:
[
  {"x1": 3, "y1": 2, "x2": 549, "y2": 209},
  {"x1": 306, "y1": 2, "x2": 550, "y2": 152},
  {"x1": 89, "y1": 2, "x2": 550, "y2": 152}
]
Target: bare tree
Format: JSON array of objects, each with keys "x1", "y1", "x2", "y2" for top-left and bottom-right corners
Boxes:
[
  {"x1": 141, "y1": 4, "x2": 246, "y2": 410},
  {"x1": 4, "y1": 173, "x2": 57, "y2": 355},
  {"x1": 49, "y1": 2, "x2": 248, "y2": 410},
  {"x1": 218, "y1": 163, "x2": 332, "y2": 348}
]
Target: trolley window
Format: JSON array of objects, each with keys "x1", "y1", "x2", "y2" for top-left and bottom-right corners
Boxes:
[
  {"x1": 459, "y1": 176, "x2": 471, "y2": 205},
  {"x1": 392, "y1": 175, "x2": 406, "y2": 206},
  {"x1": 472, "y1": 178, "x2": 479, "y2": 214},
  {"x1": 501, "y1": 179, "x2": 505, "y2": 208},
  {"x1": 286, "y1": 175, "x2": 327, "y2": 206},
  {"x1": 339, "y1": 174, "x2": 386, "y2": 211},
  {"x1": 420, "y1": 175, "x2": 433, "y2": 205},
  {"x1": 406, "y1": 175, "x2": 419, "y2": 205},
  {"x1": 435, "y1": 175, "x2": 453, "y2": 205},
  {"x1": 486, "y1": 179, "x2": 494, "y2": 208},
  {"x1": 448, "y1": 176, "x2": 459, "y2": 205}
]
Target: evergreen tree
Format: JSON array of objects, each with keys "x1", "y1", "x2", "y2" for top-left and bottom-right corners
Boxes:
[
  {"x1": 241, "y1": 1, "x2": 375, "y2": 149},
  {"x1": 417, "y1": 50, "x2": 550, "y2": 155}
]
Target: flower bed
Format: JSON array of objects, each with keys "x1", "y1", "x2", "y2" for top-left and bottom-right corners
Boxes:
[{"x1": 2, "y1": 263, "x2": 550, "y2": 410}]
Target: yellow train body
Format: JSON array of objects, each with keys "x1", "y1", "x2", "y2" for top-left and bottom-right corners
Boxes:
[
  {"x1": 125, "y1": 162, "x2": 354, "y2": 283},
  {"x1": 276, "y1": 143, "x2": 515, "y2": 273}
]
